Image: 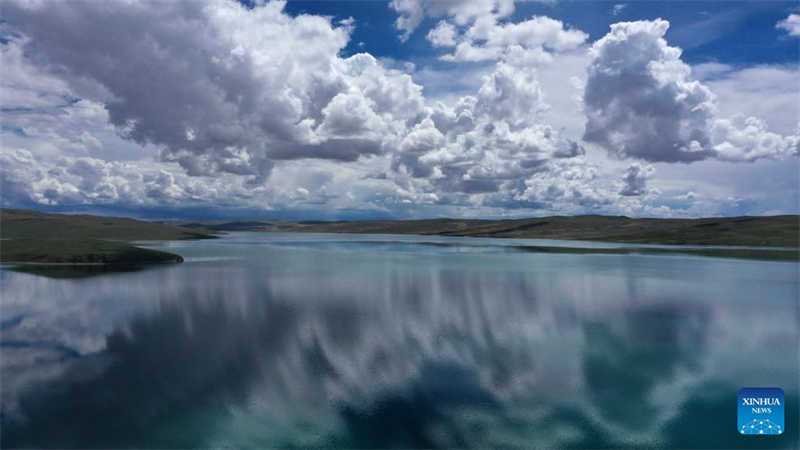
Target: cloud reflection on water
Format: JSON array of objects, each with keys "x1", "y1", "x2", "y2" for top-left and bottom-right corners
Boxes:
[{"x1": 1, "y1": 236, "x2": 797, "y2": 448}]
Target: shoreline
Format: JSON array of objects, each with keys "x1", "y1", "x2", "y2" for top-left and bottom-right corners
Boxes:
[
  {"x1": 154, "y1": 232, "x2": 798, "y2": 262},
  {"x1": 0, "y1": 259, "x2": 182, "y2": 266},
  {"x1": 0, "y1": 239, "x2": 185, "y2": 265},
  {"x1": 246, "y1": 230, "x2": 800, "y2": 251},
  {"x1": 168, "y1": 215, "x2": 800, "y2": 248}
]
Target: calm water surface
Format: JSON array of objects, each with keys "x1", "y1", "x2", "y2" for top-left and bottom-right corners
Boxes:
[{"x1": 1, "y1": 232, "x2": 798, "y2": 448}]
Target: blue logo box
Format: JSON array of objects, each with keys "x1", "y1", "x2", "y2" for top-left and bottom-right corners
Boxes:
[{"x1": 738, "y1": 388, "x2": 784, "y2": 435}]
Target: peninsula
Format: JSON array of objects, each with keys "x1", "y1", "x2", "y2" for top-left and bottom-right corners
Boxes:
[{"x1": 0, "y1": 208, "x2": 216, "y2": 265}]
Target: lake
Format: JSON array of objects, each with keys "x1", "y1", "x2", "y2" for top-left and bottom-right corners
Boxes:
[{"x1": 1, "y1": 232, "x2": 797, "y2": 448}]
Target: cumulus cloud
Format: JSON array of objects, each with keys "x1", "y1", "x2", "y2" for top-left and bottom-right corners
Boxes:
[
  {"x1": 695, "y1": 64, "x2": 799, "y2": 136},
  {"x1": 776, "y1": 13, "x2": 800, "y2": 36},
  {"x1": 427, "y1": 21, "x2": 459, "y2": 47},
  {"x1": 509, "y1": 159, "x2": 614, "y2": 211},
  {"x1": 583, "y1": 19, "x2": 798, "y2": 163},
  {"x1": 427, "y1": 15, "x2": 587, "y2": 62},
  {"x1": 0, "y1": 143, "x2": 465, "y2": 218},
  {"x1": 583, "y1": 20, "x2": 717, "y2": 162},
  {"x1": 1, "y1": 3, "x2": 797, "y2": 219},
  {"x1": 1, "y1": 0, "x2": 426, "y2": 183},
  {"x1": 390, "y1": 0, "x2": 516, "y2": 41},
  {"x1": 391, "y1": 0, "x2": 585, "y2": 63},
  {"x1": 4, "y1": 9, "x2": 602, "y2": 219},
  {"x1": 381, "y1": 1, "x2": 602, "y2": 210},
  {"x1": 1, "y1": 148, "x2": 217, "y2": 208},
  {"x1": 370, "y1": 4, "x2": 592, "y2": 208},
  {"x1": 391, "y1": 59, "x2": 588, "y2": 205},
  {"x1": 619, "y1": 163, "x2": 654, "y2": 196}
]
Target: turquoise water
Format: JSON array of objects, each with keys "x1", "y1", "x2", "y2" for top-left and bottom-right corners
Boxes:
[{"x1": 1, "y1": 232, "x2": 797, "y2": 448}]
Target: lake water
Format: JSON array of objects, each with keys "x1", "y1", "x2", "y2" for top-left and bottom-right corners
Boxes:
[{"x1": 1, "y1": 232, "x2": 798, "y2": 448}]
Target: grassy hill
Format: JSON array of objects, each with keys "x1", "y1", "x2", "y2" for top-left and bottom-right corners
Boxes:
[
  {"x1": 0, "y1": 209, "x2": 216, "y2": 265},
  {"x1": 1, "y1": 208, "x2": 216, "y2": 241},
  {"x1": 1, "y1": 239, "x2": 183, "y2": 264},
  {"x1": 171, "y1": 215, "x2": 799, "y2": 247},
  {"x1": 2, "y1": 209, "x2": 797, "y2": 266}
]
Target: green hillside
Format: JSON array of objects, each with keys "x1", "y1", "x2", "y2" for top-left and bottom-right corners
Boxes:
[
  {"x1": 1, "y1": 208, "x2": 216, "y2": 241},
  {"x1": 173, "y1": 215, "x2": 800, "y2": 247},
  {"x1": 0, "y1": 209, "x2": 215, "y2": 265}
]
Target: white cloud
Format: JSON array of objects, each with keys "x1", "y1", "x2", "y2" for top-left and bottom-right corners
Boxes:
[
  {"x1": 391, "y1": 57, "x2": 594, "y2": 208},
  {"x1": 619, "y1": 163, "x2": 654, "y2": 196},
  {"x1": 429, "y1": 15, "x2": 587, "y2": 63},
  {"x1": 392, "y1": 0, "x2": 584, "y2": 63},
  {"x1": 1, "y1": 4, "x2": 797, "y2": 219},
  {"x1": 696, "y1": 64, "x2": 799, "y2": 136},
  {"x1": 427, "y1": 21, "x2": 459, "y2": 47},
  {"x1": 390, "y1": 0, "x2": 516, "y2": 41},
  {"x1": 612, "y1": 4, "x2": 627, "y2": 16},
  {"x1": 583, "y1": 19, "x2": 797, "y2": 163},
  {"x1": 389, "y1": 0, "x2": 591, "y2": 211},
  {"x1": 584, "y1": 20, "x2": 716, "y2": 162},
  {"x1": 711, "y1": 116, "x2": 798, "y2": 162},
  {"x1": 776, "y1": 13, "x2": 800, "y2": 36},
  {"x1": 1, "y1": 148, "x2": 224, "y2": 208},
  {"x1": 0, "y1": 42, "x2": 158, "y2": 162},
  {"x1": 0, "y1": 37, "x2": 73, "y2": 111},
  {"x1": 1, "y1": 0, "x2": 427, "y2": 183},
  {"x1": 0, "y1": 1, "x2": 628, "y2": 217}
]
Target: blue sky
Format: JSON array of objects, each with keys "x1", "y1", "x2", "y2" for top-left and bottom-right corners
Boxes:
[
  {"x1": 283, "y1": 1, "x2": 799, "y2": 65},
  {"x1": 0, "y1": 0, "x2": 798, "y2": 219}
]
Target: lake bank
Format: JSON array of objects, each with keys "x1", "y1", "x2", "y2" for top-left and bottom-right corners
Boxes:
[
  {"x1": 169, "y1": 214, "x2": 800, "y2": 247},
  {"x1": 404, "y1": 240, "x2": 799, "y2": 261},
  {"x1": 2, "y1": 209, "x2": 798, "y2": 265},
  {"x1": 0, "y1": 209, "x2": 216, "y2": 266},
  {"x1": 0, "y1": 239, "x2": 184, "y2": 264}
]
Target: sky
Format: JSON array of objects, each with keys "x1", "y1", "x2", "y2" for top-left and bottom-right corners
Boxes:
[{"x1": 0, "y1": 0, "x2": 798, "y2": 220}]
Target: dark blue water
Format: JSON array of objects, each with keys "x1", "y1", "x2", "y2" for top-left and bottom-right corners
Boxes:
[{"x1": 1, "y1": 233, "x2": 797, "y2": 448}]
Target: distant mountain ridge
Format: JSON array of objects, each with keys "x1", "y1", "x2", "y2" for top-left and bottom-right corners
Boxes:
[
  {"x1": 1, "y1": 208, "x2": 797, "y2": 247},
  {"x1": 1, "y1": 209, "x2": 796, "y2": 266},
  {"x1": 168, "y1": 214, "x2": 800, "y2": 247}
]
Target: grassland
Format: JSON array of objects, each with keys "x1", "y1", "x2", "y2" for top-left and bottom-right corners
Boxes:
[
  {"x1": 405, "y1": 241, "x2": 797, "y2": 261},
  {"x1": 171, "y1": 215, "x2": 799, "y2": 247},
  {"x1": 1, "y1": 239, "x2": 183, "y2": 264},
  {"x1": 1, "y1": 209, "x2": 216, "y2": 265},
  {"x1": 2, "y1": 209, "x2": 797, "y2": 265},
  {"x1": 1, "y1": 208, "x2": 216, "y2": 241},
  {"x1": 167, "y1": 214, "x2": 799, "y2": 261}
]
